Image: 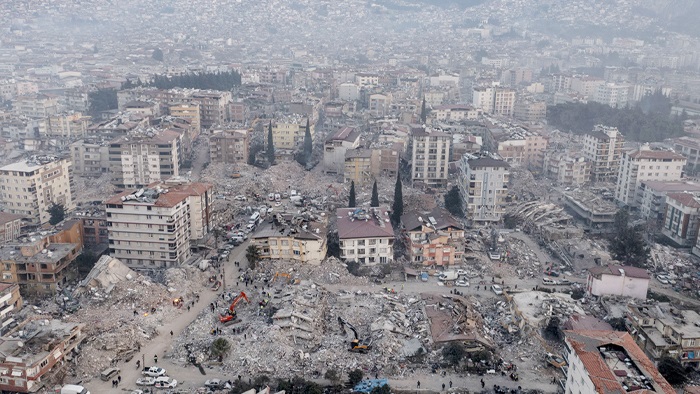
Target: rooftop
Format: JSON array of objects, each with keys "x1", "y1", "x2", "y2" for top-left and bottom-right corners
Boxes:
[
  {"x1": 401, "y1": 207, "x2": 462, "y2": 232},
  {"x1": 337, "y1": 207, "x2": 394, "y2": 239},
  {"x1": 565, "y1": 330, "x2": 675, "y2": 394},
  {"x1": 589, "y1": 265, "x2": 650, "y2": 280}
]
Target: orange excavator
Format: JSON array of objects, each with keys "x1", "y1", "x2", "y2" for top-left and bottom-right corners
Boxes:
[{"x1": 219, "y1": 291, "x2": 249, "y2": 324}]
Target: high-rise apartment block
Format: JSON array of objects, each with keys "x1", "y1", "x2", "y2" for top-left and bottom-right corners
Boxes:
[
  {"x1": 209, "y1": 129, "x2": 249, "y2": 164},
  {"x1": 615, "y1": 146, "x2": 686, "y2": 207},
  {"x1": 582, "y1": 125, "x2": 624, "y2": 183},
  {"x1": 411, "y1": 127, "x2": 451, "y2": 187},
  {"x1": 108, "y1": 130, "x2": 182, "y2": 188},
  {"x1": 458, "y1": 157, "x2": 510, "y2": 223},
  {"x1": 0, "y1": 157, "x2": 75, "y2": 225}
]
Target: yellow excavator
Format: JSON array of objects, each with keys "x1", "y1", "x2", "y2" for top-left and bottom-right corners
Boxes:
[{"x1": 338, "y1": 316, "x2": 372, "y2": 353}]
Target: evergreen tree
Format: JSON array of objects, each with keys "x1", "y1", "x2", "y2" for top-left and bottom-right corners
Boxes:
[
  {"x1": 609, "y1": 208, "x2": 650, "y2": 267},
  {"x1": 303, "y1": 118, "x2": 312, "y2": 165},
  {"x1": 349, "y1": 181, "x2": 356, "y2": 208},
  {"x1": 267, "y1": 121, "x2": 275, "y2": 165},
  {"x1": 420, "y1": 97, "x2": 427, "y2": 123},
  {"x1": 391, "y1": 175, "x2": 403, "y2": 225},
  {"x1": 370, "y1": 180, "x2": 379, "y2": 207},
  {"x1": 444, "y1": 186, "x2": 464, "y2": 217},
  {"x1": 47, "y1": 203, "x2": 65, "y2": 225}
]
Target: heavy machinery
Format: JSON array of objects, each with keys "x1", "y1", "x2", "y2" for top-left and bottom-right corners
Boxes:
[
  {"x1": 338, "y1": 317, "x2": 372, "y2": 353},
  {"x1": 219, "y1": 292, "x2": 249, "y2": 323},
  {"x1": 271, "y1": 272, "x2": 291, "y2": 284}
]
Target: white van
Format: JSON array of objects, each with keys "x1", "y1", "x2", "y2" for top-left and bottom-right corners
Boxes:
[
  {"x1": 542, "y1": 277, "x2": 556, "y2": 285},
  {"x1": 249, "y1": 212, "x2": 260, "y2": 224},
  {"x1": 61, "y1": 385, "x2": 90, "y2": 394}
]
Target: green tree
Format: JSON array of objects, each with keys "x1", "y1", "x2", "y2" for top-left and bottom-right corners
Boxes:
[
  {"x1": 211, "y1": 227, "x2": 224, "y2": 249},
  {"x1": 348, "y1": 369, "x2": 364, "y2": 387},
  {"x1": 245, "y1": 245, "x2": 261, "y2": 270},
  {"x1": 442, "y1": 342, "x2": 465, "y2": 366},
  {"x1": 349, "y1": 181, "x2": 356, "y2": 208},
  {"x1": 88, "y1": 89, "x2": 118, "y2": 116},
  {"x1": 609, "y1": 208, "x2": 650, "y2": 267},
  {"x1": 370, "y1": 385, "x2": 391, "y2": 394},
  {"x1": 657, "y1": 356, "x2": 687, "y2": 385},
  {"x1": 303, "y1": 118, "x2": 312, "y2": 166},
  {"x1": 391, "y1": 175, "x2": 403, "y2": 225},
  {"x1": 608, "y1": 317, "x2": 627, "y2": 331},
  {"x1": 444, "y1": 185, "x2": 464, "y2": 218},
  {"x1": 420, "y1": 97, "x2": 427, "y2": 123},
  {"x1": 210, "y1": 337, "x2": 230, "y2": 361},
  {"x1": 324, "y1": 369, "x2": 340, "y2": 386},
  {"x1": 267, "y1": 121, "x2": 275, "y2": 165},
  {"x1": 47, "y1": 203, "x2": 65, "y2": 225},
  {"x1": 370, "y1": 180, "x2": 379, "y2": 207}
]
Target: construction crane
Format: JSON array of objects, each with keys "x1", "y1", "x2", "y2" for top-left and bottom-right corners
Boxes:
[
  {"x1": 219, "y1": 291, "x2": 249, "y2": 323},
  {"x1": 338, "y1": 316, "x2": 372, "y2": 353}
]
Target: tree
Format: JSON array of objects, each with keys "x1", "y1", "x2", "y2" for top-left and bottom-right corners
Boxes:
[
  {"x1": 210, "y1": 337, "x2": 230, "y2": 361},
  {"x1": 370, "y1": 385, "x2": 391, "y2": 394},
  {"x1": 211, "y1": 227, "x2": 224, "y2": 249},
  {"x1": 152, "y1": 48, "x2": 164, "y2": 62},
  {"x1": 391, "y1": 175, "x2": 403, "y2": 225},
  {"x1": 442, "y1": 342, "x2": 465, "y2": 366},
  {"x1": 245, "y1": 245, "x2": 261, "y2": 270},
  {"x1": 609, "y1": 208, "x2": 650, "y2": 267},
  {"x1": 47, "y1": 203, "x2": 65, "y2": 225},
  {"x1": 349, "y1": 181, "x2": 356, "y2": 208},
  {"x1": 420, "y1": 97, "x2": 427, "y2": 123},
  {"x1": 570, "y1": 287, "x2": 585, "y2": 300},
  {"x1": 303, "y1": 118, "x2": 312, "y2": 166},
  {"x1": 444, "y1": 186, "x2": 464, "y2": 218},
  {"x1": 88, "y1": 89, "x2": 118, "y2": 116},
  {"x1": 267, "y1": 121, "x2": 275, "y2": 165},
  {"x1": 370, "y1": 180, "x2": 379, "y2": 207},
  {"x1": 657, "y1": 356, "x2": 687, "y2": 385},
  {"x1": 324, "y1": 369, "x2": 340, "y2": 386},
  {"x1": 348, "y1": 369, "x2": 364, "y2": 387},
  {"x1": 608, "y1": 317, "x2": 627, "y2": 331}
]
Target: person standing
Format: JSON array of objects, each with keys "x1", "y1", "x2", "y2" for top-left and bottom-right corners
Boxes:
[{"x1": 417, "y1": 381, "x2": 421, "y2": 388}]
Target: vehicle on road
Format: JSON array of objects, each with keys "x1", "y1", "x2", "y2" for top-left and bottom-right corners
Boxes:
[
  {"x1": 491, "y1": 284, "x2": 503, "y2": 295},
  {"x1": 656, "y1": 274, "x2": 669, "y2": 284},
  {"x1": 558, "y1": 278, "x2": 571, "y2": 285},
  {"x1": 130, "y1": 391, "x2": 143, "y2": 394},
  {"x1": 136, "y1": 377, "x2": 156, "y2": 386},
  {"x1": 141, "y1": 366, "x2": 166, "y2": 377},
  {"x1": 100, "y1": 367, "x2": 120, "y2": 381},
  {"x1": 420, "y1": 272, "x2": 429, "y2": 282},
  {"x1": 154, "y1": 377, "x2": 178, "y2": 388},
  {"x1": 438, "y1": 271, "x2": 458, "y2": 282},
  {"x1": 542, "y1": 277, "x2": 556, "y2": 285},
  {"x1": 456, "y1": 279, "x2": 470, "y2": 287},
  {"x1": 205, "y1": 379, "x2": 231, "y2": 390},
  {"x1": 61, "y1": 385, "x2": 90, "y2": 394}
]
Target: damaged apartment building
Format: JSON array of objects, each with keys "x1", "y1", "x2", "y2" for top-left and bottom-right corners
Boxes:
[
  {"x1": 0, "y1": 220, "x2": 83, "y2": 295},
  {"x1": 0, "y1": 320, "x2": 85, "y2": 393},
  {"x1": 251, "y1": 212, "x2": 328, "y2": 265},
  {"x1": 337, "y1": 207, "x2": 394, "y2": 265},
  {"x1": 401, "y1": 208, "x2": 464, "y2": 267}
]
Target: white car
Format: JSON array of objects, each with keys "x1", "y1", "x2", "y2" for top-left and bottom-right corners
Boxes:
[
  {"x1": 656, "y1": 274, "x2": 669, "y2": 284},
  {"x1": 455, "y1": 280, "x2": 470, "y2": 287},
  {"x1": 234, "y1": 195, "x2": 247, "y2": 201},
  {"x1": 491, "y1": 284, "x2": 503, "y2": 295},
  {"x1": 154, "y1": 377, "x2": 177, "y2": 388},
  {"x1": 130, "y1": 391, "x2": 144, "y2": 394},
  {"x1": 136, "y1": 377, "x2": 156, "y2": 386}
]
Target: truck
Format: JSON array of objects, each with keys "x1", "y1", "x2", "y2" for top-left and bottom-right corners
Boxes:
[
  {"x1": 438, "y1": 271, "x2": 459, "y2": 282},
  {"x1": 61, "y1": 385, "x2": 90, "y2": 394},
  {"x1": 142, "y1": 366, "x2": 166, "y2": 377}
]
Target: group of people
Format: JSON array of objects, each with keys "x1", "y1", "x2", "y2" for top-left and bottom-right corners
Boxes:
[{"x1": 110, "y1": 376, "x2": 121, "y2": 387}]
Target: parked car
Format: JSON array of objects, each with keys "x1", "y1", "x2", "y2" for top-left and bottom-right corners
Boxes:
[
  {"x1": 154, "y1": 377, "x2": 177, "y2": 388},
  {"x1": 542, "y1": 277, "x2": 556, "y2": 285},
  {"x1": 656, "y1": 274, "x2": 669, "y2": 284},
  {"x1": 455, "y1": 280, "x2": 470, "y2": 287},
  {"x1": 205, "y1": 379, "x2": 230, "y2": 390},
  {"x1": 559, "y1": 278, "x2": 571, "y2": 285},
  {"x1": 136, "y1": 377, "x2": 156, "y2": 386},
  {"x1": 491, "y1": 284, "x2": 503, "y2": 295}
]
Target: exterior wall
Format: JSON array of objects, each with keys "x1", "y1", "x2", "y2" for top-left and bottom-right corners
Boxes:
[
  {"x1": 0, "y1": 283, "x2": 22, "y2": 335},
  {"x1": 324, "y1": 137, "x2": 360, "y2": 175},
  {"x1": 587, "y1": 273, "x2": 649, "y2": 299},
  {"x1": 614, "y1": 150, "x2": 686, "y2": 207},
  {"x1": 210, "y1": 131, "x2": 249, "y2": 164},
  {"x1": 253, "y1": 236, "x2": 326, "y2": 265},
  {"x1": 267, "y1": 119, "x2": 315, "y2": 151},
  {"x1": 661, "y1": 196, "x2": 700, "y2": 247},
  {"x1": 169, "y1": 103, "x2": 201, "y2": 131},
  {"x1": 344, "y1": 151, "x2": 379, "y2": 186},
  {"x1": 0, "y1": 217, "x2": 22, "y2": 244},
  {"x1": 38, "y1": 113, "x2": 89, "y2": 139},
  {"x1": 106, "y1": 201, "x2": 191, "y2": 269},
  {"x1": 339, "y1": 237, "x2": 393, "y2": 265},
  {"x1": 0, "y1": 159, "x2": 75, "y2": 225},
  {"x1": 411, "y1": 132, "x2": 451, "y2": 187},
  {"x1": 109, "y1": 133, "x2": 181, "y2": 188},
  {"x1": 582, "y1": 126, "x2": 624, "y2": 183},
  {"x1": 564, "y1": 338, "x2": 598, "y2": 394},
  {"x1": 70, "y1": 140, "x2": 109, "y2": 177},
  {"x1": 406, "y1": 230, "x2": 464, "y2": 267},
  {"x1": 458, "y1": 158, "x2": 510, "y2": 223}
]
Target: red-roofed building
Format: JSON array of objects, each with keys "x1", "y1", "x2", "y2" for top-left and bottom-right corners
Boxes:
[
  {"x1": 564, "y1": 330, "x2": 675, "y2": 394},
  {"x1": 587, "y1": 265, "x2": 650, "y2": 299},
  {"x1": 337, "y1": 207, "x2": 394, "y2": 265}
]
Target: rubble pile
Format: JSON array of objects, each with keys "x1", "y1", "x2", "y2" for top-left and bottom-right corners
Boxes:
[
  {"x1": 64, "y1": 258, "x2": 215, "y2": 380},
  {"x1": 257, "y1": 257, "x2": 371, "y2": 286},
  {"x1": 169, "y1": 277, "x2": 430, "y2": 379},
  {"x1": 72, "y1": 173, "x2": 116, "y2": 203}
]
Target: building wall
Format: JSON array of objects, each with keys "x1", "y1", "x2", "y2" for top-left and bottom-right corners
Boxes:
[
  {"x1": 253, "y1": 236, "x2": 326, "y2": 265},
  {"x1": 458, "y1": 158, "x2": 510, "y2": 223},
  {"x1": 582, "y1": 126, "x2": 624, "y2": 183},
  {"x1": 210, "y1": 131, "x2": 249, "y2": 164},
  {"x1": 109, "y1": 134, "x2": 181, "y2": 188},
  {"x1": 411, "y1": 132, "x2": 451, "y2": 187},
  {"x1": 344, "y1": 151, "x2": 379, "y2": 186},
  {"x1": 70, "y1": 140, "x2": 109, "y2": 177},
  {"x1": 339, "y1": 237, "x2": 393, "y2": 264},
  {"x1": 0, "y1": 159, "x2": 75, "y2": 225},
  {"x1": 614, "y1": 150, "x2": 686, "y2": 207},
  {"x1": 169, "y1": 103, "x2": 201, "y2": 131},
  {"x1": 564, "y1": 338, "x2": 598, "y2": 394},
  {"x1": 587, "y1": 273, "x2": 649, "y2": 299}
]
